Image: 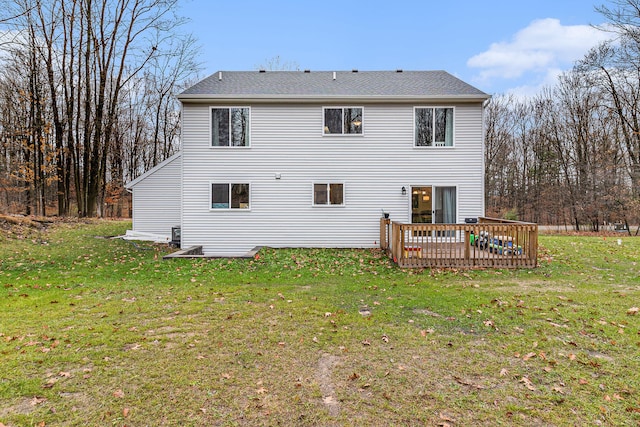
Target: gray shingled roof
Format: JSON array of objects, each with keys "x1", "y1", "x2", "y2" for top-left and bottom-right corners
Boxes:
[{"x1": 179, "y1": 70, "x2": 489, "y2": 100}]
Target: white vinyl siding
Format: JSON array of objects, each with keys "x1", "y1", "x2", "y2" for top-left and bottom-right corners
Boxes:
[
  {"x1": 181, "y1": 103, "x2": 484, "y2": 255},
  {"x1": 128, "y1": 153, "x2": 181, "y2": 237}
]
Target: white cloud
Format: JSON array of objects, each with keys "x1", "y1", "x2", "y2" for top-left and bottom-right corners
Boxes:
[
  {"x1": 468, "y1": 18, "x2": 611, "y2": 83},
  {"x1": 503, "y1": 68, "x2": 564, "y2": 100}
]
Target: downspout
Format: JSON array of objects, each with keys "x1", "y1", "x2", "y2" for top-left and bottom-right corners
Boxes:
[{"x1": 481, "y1": 97, "x2": 492, "y2": 218}]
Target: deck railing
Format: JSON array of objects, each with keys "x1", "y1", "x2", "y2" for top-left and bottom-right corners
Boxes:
[{"x1": 380, "y1": 217, "x2": 538, "y2": 268}]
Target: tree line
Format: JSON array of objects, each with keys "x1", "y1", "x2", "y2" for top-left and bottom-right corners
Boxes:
[
  {"x1": 485, "y1": 0, "x2": 640, "y2": 231},
  {"x1": 0, "y1": 0, "x2": 198, "y2": 217}
]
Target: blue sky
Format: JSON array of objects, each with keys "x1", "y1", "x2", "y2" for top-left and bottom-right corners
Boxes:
[{"x1": 178, "y1": 0, "x2": 612, "y2": 96}]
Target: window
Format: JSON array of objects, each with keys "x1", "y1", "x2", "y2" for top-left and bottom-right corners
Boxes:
[
  {"x1": 323, "y1": 107, "x2": 363, "y2": 135},
  {"x1": 210, "y1": 183, "x2": 250, "y2": 209},
  {"x1": 313, "y1": 183, "x2": 344, "y2": 206},
  {"x1": 211, "y1": 107, "x2": 250, "y2": 147},
  {"x1": 414, "y1": 107, "x2": 454, "y2": 147}
]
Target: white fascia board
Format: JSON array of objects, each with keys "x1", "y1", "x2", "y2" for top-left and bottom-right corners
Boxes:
[{"x1": 177, "y1": 94, "x2": 491, "y2": 104}]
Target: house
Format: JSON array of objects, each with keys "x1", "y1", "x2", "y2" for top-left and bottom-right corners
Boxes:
[
  {"x1": 125, "y1": 152, "x2": 181, "y2": 241},
  {"x1": 128, "y1": 70, "x2": 491, "y2": 256}
]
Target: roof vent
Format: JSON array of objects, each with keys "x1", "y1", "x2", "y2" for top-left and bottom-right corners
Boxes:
[
  {"x1": 218, "y1": 71, "x2": 222, "y2": 80},
  {"x1": 332, "y1": 71, "x2": 336, "y2": 80},
  {"x1": 352, "y1": 69, "x2": 358, "y2": 73},
  {"x1": 259, "y1": 69, "x2": 266, "y2": 73},
  {"x1": 396, "y1": 69, "x2": 403, "y2": 73},
  {"x1": 304, "y1": 69, "x2": 310, "y2": 73}
]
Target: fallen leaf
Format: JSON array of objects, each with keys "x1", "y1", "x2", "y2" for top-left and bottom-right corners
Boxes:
[
  {"x1": 439, "y1": 412, "x2": 454, "y2": 422},
  {"x1": 627, "y1": 307, "x2": 639, "y2": 315},
  {"x1": 520, "y1": 376, "x2": 536, "y2": 391},
  {"x1": 522, "y1": 352, "x2": 536, "y2": 361},
  {"x1": 113, "y1": 389, "x2": 125, "y2": 398},
  {"x1": 348, "y1": 372, "x2": 360, "y2": 381},
  {"x1": 123, "y1": 407, "x2": 130, "y2": 417},
  {"x1": 30, "y1": 397, "x2": 47, "y2": 406},
  {"x1": 255, "y1": 387, "x2": 267, "y2": 394},
  {"x1": 499, "y1": 368, "x2": 509, "y2": 377},
  {"x1": 42, "y1": 378, "x2": 57, "y2": 389},
  {"x1": 381, "y1": 334, "x2": 389, "y2": 343},
  {"x1": 362, "y1": 340, "x2": 371, "y2": 346},
  {"x1": 454, "y1": 376, "x2": 485, "y2": 390}
]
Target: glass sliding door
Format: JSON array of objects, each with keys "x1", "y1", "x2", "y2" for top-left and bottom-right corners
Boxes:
[
  {"x1": 411, "y1": 186, "x2": 432, "y2": 224},
  {"x1": 434, "y1": 186, "x2": 456, "y2": 224},
  {"x1": 411, "y1": 186, "x2": 456, "y2": 224}
]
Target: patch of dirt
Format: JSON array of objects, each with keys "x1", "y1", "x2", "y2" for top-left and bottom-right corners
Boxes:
[
  {"x1": 413, "y1": 309, "x2": 443, "y2": 317},
  {"x1": 0, "y1": 214, "x2": 104, "y2": 242},
  {"x1": 0, "y1": 396, "x2": 47, "y2": 418},
  {"x1": 317, "y1": 353, "x2": 340, "y2": 417},
  {"x1": 0, "y1": 214, "x2": 47, "y2": 241}
]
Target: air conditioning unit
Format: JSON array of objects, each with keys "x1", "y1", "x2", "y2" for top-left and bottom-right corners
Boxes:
[{"x1": 170, "y1": 226, "x2": 181, "y2": 247}]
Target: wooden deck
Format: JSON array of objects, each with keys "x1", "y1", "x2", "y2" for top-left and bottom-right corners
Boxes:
[{"x1": 380, "y1": 217, "x2": 538, "y2": 269}]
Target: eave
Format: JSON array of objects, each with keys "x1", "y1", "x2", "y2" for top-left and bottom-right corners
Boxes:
[{"x1": 177, "y1": 94, "x2": 492, "y2": 104}]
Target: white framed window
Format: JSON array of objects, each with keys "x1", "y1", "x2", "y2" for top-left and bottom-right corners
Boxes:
[
  {"x1": 210, "y1": 182, "x2": 250, "y2": 210},
  {"x1": 414, "y1": 107, "x2": 454, "y2": 147},
  {"x1": 210, "y1": 107, "x2": 250, "y2": 147},
  {"x1": 313, "y1": 183, "x2": 344, "y2": 206},
  {"x1": 323, "y1": 107, "x2": 363, "y2": 135}
]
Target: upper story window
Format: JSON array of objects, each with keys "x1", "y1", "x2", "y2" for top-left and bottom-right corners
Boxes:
[
  {"x1": 211, "y1": 107, "x2": 250, "y2": 147},
  {"x1": 414, "y1": 107, "x2": 454, "y2": 147},
  {"x1": 323, "y1": 107, "x2": 363, "y2": 135},
  {"x1": 313, "y1": 183, "x2": 344, "y2": 206},
  {"x1": 210, "y1": 183, "x2": 250, "y2": 209}
]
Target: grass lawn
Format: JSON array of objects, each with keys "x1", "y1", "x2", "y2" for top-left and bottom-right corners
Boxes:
[{"x1": 0, "y1": 219, "x2": 638, "y2": 426}]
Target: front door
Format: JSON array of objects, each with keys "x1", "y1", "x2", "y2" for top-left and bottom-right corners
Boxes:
[{"x1": 411, "y1": 186, "x2": 456, "y2": 224}]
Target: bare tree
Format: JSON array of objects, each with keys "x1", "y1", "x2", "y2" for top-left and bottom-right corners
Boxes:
[{"x1": 0, "y1": 0, "x2": 199, "y2": 217}]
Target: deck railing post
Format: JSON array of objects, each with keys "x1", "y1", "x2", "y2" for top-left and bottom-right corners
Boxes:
[
  {"x1": 380, "y1": 218, "x2": 391, "y2": 250},
  {"x1": 464, "y1": 228, "x2": 471, "y2": 264}
]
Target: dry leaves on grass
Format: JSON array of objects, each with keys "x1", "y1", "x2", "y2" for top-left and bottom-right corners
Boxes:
[
  {"x1": 520, "y1": 376, "x2": 536, "y2": 391},
  {"x1": 454, "y1": 376, "x2": 485, "y2": 390}
]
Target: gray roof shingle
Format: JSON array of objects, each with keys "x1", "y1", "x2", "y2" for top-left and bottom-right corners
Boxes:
[{"x1": 179, "y1": 70, "x2": 489, "y2": 100}]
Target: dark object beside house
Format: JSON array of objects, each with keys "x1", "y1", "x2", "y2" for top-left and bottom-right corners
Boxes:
[{"x1": 170, "y1": 226, "x2": 181, "y2": 247}]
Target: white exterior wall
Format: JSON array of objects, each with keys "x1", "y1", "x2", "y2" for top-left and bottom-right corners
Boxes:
[
  {"x1": 129, "y1": 154, "x2": 182, "y2": 237},
  {"x1": 181, "y1": 103, "x2": 485, "y2": 255}
]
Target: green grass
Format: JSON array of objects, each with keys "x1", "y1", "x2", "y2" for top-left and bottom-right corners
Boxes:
[{"x1": 0, "y1": 220, "x2": 639, "y2": 426}]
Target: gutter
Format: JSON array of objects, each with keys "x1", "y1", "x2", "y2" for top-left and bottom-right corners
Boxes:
[{"x1": 177, "y1": 94, "x2": 491, "y2": 104}]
